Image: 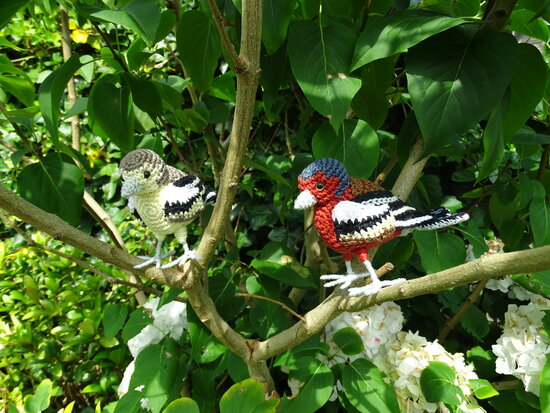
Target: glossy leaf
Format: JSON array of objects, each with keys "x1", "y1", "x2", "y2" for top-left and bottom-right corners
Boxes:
[
  {"x1": 187, "y1": 305, "x2": 227, "y2": 363},
  {"x1": 78, "y1": 0, "x2": 162, "y2": 46},
  {"x1": 38, "y1": 54, "x2": 84, "y2": 144},
  {"x1": 88, "y1": 75, "x2": 134, "y2": 153},
  {"x1": 342, "y1": 359, "x2": 400, "y2": 413},
  {"x1": 23, "y1": 379, "x2": 52, "y2": 413},
  {"x1": 510, "y1": 273, "x2": 550, "y2": 298},
  {"x1": 414, "y1": 231, "x2": 466, "y2": 274},
  {"x1": 113, "y1": 390, "x2": 143, "y2": 413},
  {"x1": 122, "y1": 73, "x2": 163, "y2": 115},
  {"x1": 102, "y1": 303, "x2": 128, "y2": 340},
  {"x1": 460, "y1": 304, "x2": 489, "y2": 340},
  {"x1": 420, "y1": 361, "x2": 463, "y2": 405},
  {"x1": 164, "y1": 397, "x2": 200, "y2": 413},
  {"x1": 17, "y1": 153, "x2": 84, "y2": 226},
  {"x1": 177, "y1": 10, "x2": 221, "y2": 91},
  {"x1": 352, "y1": 10, "x2": 465, "y2": 70},
  {"x1": 280, "y1": 356, "x2": 334, "y2": 413},
  {"x1": 288, "y1": 20, "x2": 361, "y2": 131},
  {"x1": 312, "y1": 119, "x2": 379, "y2": 179},
  {"x1": 333, "y1": 327, "x2": 365, "y2": 356},
  {"x1": 469, "y1": 379, "x2": 499, "y2": 399},
  {"x1": 0, "y1": 63, "x2": 34, "y2": 106},
  {"x1": 0, "y1": 0, "x2": 29, "y2": 30},
  {"x1": 479, "y1": 91, "x2": 507, "y2": 179},
  {"x1": 407, "y1": 28, "x2": 517, "y2": 154},
  {"x1": 263, "y1": 0, "x2": 295, "y2": 55},
  {"x1": 122, "y1": 308, "x2": 153, "y2": 342},
  {"x1": 541, "y1": 354, "x2": 550, "y2": 413},
  {"x1": 220, "y1": 378, "x2": 279, "y2": 413},
  {"x1": 130, "y1": 340, "x2": 180, "y2": 413}
]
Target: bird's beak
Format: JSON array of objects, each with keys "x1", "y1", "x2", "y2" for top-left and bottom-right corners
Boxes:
[
  {"x1": 294, "y1": 190, "x2": 317, "y2": 210},
  {"x1": 121, "y1": 178, "x2": 140, "y2": 199}
]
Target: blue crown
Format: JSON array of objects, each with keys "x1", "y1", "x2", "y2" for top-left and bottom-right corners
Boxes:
[{"x1": 299, "y1": 158, "x2": 350, "y2": 197}]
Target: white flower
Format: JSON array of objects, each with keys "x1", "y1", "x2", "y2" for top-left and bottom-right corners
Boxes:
[
  {"x1": 486, "y1": 276, "x2": 514, "y2": 293},
  {"x1": 117, "y1": 360, "x2": 135, "y2": 397},
  {"x1": 140, "y1": 397, "x2": 151, "y2": 411},
  {"x1": 492, "y1": 300, "x2": 550, "y2": 395},
  {"x1": 127, "y1": 324, "x2": 165, "y2": 358}
]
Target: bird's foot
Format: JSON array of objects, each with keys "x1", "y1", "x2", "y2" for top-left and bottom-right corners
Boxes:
[
  {"x1": 320, "y1": 273, "x2": 365, "y2": 289},
  {"x1": 160, "y1": 249, "x2": 200, "y2": 269},
  {"x1": 348, "y1": 278, "x2": 406, "y2": 296},
  {"x1": 134, "y1": 251, "x2": 175, "y2": 269}
]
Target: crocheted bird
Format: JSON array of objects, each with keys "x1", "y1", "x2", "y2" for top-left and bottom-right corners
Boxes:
[
  {"x1": 294, "y1": 158, "x2": 469, "y2": 296},
  {"x1": 119, "y1": 149, "x2": 216, "y2": 269}
]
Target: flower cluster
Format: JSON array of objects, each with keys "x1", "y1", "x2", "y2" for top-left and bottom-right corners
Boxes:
[
  {"x1": 492, "y1": 299, "x2": 550, "y2": 395},
  {"x1": 321, "y1": 303, "x2": 483, "y2": 413},
  {"x1": 118, "y1": 297, "x2": 188, "y2": 408}
]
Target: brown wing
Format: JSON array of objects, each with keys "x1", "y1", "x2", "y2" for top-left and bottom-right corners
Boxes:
[{"x1": 350, "y1": 177, "x2": 385, "y2": 196}]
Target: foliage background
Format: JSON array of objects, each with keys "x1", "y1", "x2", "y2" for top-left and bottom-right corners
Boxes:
[{"x1": 0, "y1": 0, "x2": 550, "y2": 412}]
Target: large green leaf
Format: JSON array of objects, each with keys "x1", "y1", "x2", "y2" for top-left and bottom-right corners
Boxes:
[
  {"x1": 130, "y1": 340, "x2": 180, "y2": 413},
  {"x1": 502, "y1": 43, "x2": 547, "y2": 142},
  {"x1": 288, "y1": 20, "x2": 361, "y2": 132},
  {"x1": 220, "y1": 379, "x2": 279, "y2": 413},
  {"x1": 479, "y1": 91, "x2": 507, "y2": 179},
  {"x1": 333, "y1": 327, "x2": 365, "y2": 356},
  {"x1": 102, "y1": 303, "x2": 128, "y2": 340},
  {"x1": 113, "y1": 390, "x2": 143, "y2": 413},
  {"x1": 312, "y1": 119, "x2": 379, "y2": 179},
  {"x1": 77, "y1": 0, "x2": 162, "y2": 46},
  {"x1": 23, "y1": 379, "x2": 52, "y2": 413},
  {"x1": 413, "y1": 231, "x2": 466, "y2": 274},
  {"x1": 176, "y1": 10, "x2": 222, "y2": 92},
  {"x1": 280, "y1": 356, "x2": 334, "y2": 413},
  {"x1": 352, "y1": 10, "x2": 465, "y2": 70},
  {"x1": 406, "y1": 28, "x2": 517, "y2": 154},
  {"x1": 38, "y1": 54, "x2": 85, "y2": 144},
  {"x1": 17, "y1": 153, "x2": 84, "y2": 226},
  {"x1": 187, "y1": 306, "x2": 227, "y2": 364},
  {"x1": 164, "y1": 398, "x2": 200, "y2": 413},
  {"x1": 122, "y1": 73, "x2": 163, "y2": 115},
  {"x1": 541, "y1": 354, "x2": 550, "y2": 413},
  {"x1": 342, "y1": 359, "x2": 400, "y2": 413},
  {"x1": 263, "y1": 0, "x2": 295, "y2": 55},
  {"x1": 420, "y1": 361, "x2": 463, "y2": 405},
  {"x1": 0, "y1": 0, "x2": 29, "y2": 30},
  {"x1": 530, "y1": 196, "x2": 550, "y2": 247},
  {"x1": 88, "y1": 75, "x2": 134, "y2": 153}
]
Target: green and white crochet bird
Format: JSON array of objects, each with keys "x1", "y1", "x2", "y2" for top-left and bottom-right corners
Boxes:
[{"x1": 119, "y1": 149, "x2": 216, "y2": 269}]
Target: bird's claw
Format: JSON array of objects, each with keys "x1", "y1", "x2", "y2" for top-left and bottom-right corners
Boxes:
[
  {"x1": 348, "y1": 278, "x2": 406, "y2": 296},
  {"x1": 320, "y1": 273, "x2": 364, "y2": 289},
  {"x1": 160, "y1": 249, "x2": 200, "y2": 269},
  {"x1": 134, "y1": 251, "x2": 175, "y2": 269}
]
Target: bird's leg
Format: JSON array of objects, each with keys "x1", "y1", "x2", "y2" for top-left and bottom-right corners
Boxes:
[
  {"x1": 161, "y1": 227, "x2": 200, "y2": 269},
  {"x1": 347, "y1": 259, "x2": 405, "y2": 296},
  {"x1": 134, "y1": 236, "x2": 173, "y2": 269},
  {"x1": 320, "y1": 260, "x2": 366, "y2": 289}
]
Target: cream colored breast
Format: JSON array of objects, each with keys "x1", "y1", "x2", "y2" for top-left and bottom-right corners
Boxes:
[{"x1": 133, "y1": 190, "x2": 182, "y2": 236}]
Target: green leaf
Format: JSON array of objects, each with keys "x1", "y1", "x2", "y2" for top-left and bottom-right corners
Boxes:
[
  {"x1": 509, "y1": 8, "x2": 549, "y2": 41},
  {"x1": 130, "y1": 340, "x2": 180, "y2": 413},
  {"x1": 312, "y1": 119, "x2": 380, "y2": 179},
  {"x1": 122, "y1": 73, "x2": 163, "y2": 115},
  {"x1": 88, "y1": 75, "x2": 134, "y2": 153},
  {"x1": 113, "y1": 390, "x2": 143, "y2": 413},
  {"x1": 460, "y1": 304, "x2": 489, "y2": 340},
  {"x1": 176, "y1": 10, "x2": 221, "y2": 91},
  {"x1": 23, "y1": 379, "x2": 53, "y2": 413},
  {"x1": 352, "y1": 10, "x2": 465, "y2": 70},
  {"x1": 288, "y1": 21, "x2": 361, "y2": 132},
  {"x1": 122, "y1": 308, "x2": 153, "y2": 342},
  {"x1": 469, "y1": 378, "x2": 499, "y2": 399},
  {"x1": 342, "y1": 359, "x2": 400, "y2": 413},
  {"x1": 460, "y1": 221, "x2": 489, "y2": 258},
  {"x1": 17, "y1": 153, "x2": 84, "y2": 226},
  {"x1": 263, "y1": 0, "x2": 295, "y2": 55},
  {"x1": 220, "y1": 378, "x2": 279, "y2": 413},
  {"x1": 0, "y1": 74, "x2": 34, "y2": 106},
  {"x1": 502, "y1": 44, "x2": 547, "y2": 142},
  {"x1": 413, "y1": 231, "x2": 466, "y2": 274},
  {"x1": 530, "y1": 196, "x2": 550, "y2": 247},
  {"x1": 511, "y1": 273, "x2": 550, "y2": 299},
  {"x1": 78, "y1": 0, "x2": 162, "y2": 46},
  {"x1": 38, "y1": 54, "x2": 84, "y2": 144},
  {"x1": 187, "y1": 306, "x2": 227, "y2": 363},
  {"x1": 479, "y1": 91, "x2": 507, "y2": 179},
  {"x1": 542, "y1": 354, "x2": 550, "y2": 413},
  {"x1": 420, "y1": 361, "x2": 463, "y2": 405},
  {"x1": 280, "y1": 356, "x2": 334, "y2": 413},
  {"x1": 351, "y1": 57, "x2": 395, "y2": 130},
  {"x1": 102, "y1": 303, "x2": 128, "y2": 340},
  {"x1": 0, "y1": 0, "x2": 29, "y2": 30},
  {"x1": 333, "y1": 327, "x2": 365, "y2": 356},
  {"x1": 163, "y1": 398, "x2": 200, "y2": 413},
  {"x1": 407, "y1": 28, "x2": 517, "y2": 154}
]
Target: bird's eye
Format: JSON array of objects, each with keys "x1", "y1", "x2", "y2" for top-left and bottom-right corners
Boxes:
[
  {"x1": 143, "y1": 171, "x2": 151, "y2": 179},
  {"x1": 316, "y1": 182, "x2": 325, "y2": 191}
]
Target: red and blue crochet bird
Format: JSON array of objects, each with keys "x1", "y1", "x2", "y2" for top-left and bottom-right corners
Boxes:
[{"x1": 294, "y1": 158, "x2": 469, "y2": 296}]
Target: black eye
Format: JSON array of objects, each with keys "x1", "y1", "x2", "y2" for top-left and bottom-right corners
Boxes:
[
  {"x1": 143, "y1": 171, "x2": 151, "y2": 179},
  {"x1": 316, "y1": 182, "x2": 324, "y2": 191}
]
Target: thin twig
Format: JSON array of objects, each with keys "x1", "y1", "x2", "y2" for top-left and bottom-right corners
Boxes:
[
  {"x1": 437, "y1": 279, "x2": 488, "y2": 343},
  {"x1": 236, "y1": 293, "x2": 306, "y2": 323},
  {"x1": 491, "y1": 380, "x2": 520, "y2": 391},
  {"x1": 91, "y1": 21, "x2": 129, "y2": 72},
  {"x1": 206, "y1": 0, "x2": 244, "y2": 70},
  {"x1": 375, "y1": 154, "x2": 398, "y2": 185}
]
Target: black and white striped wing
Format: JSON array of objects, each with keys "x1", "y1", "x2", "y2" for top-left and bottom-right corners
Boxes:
[
  {"x1": 161, "y1": 175, "x2": 206, "y2": 222},
  {"x1": 332, "y1": 200, "x2": 397, "y2": 246},
  {"x1": 353, "y1": 190, "x2": 468, "y2": 231}
]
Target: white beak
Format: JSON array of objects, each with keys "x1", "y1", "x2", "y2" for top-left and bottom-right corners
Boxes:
[
  {"x1": 121, "y1": 178, "x2": 140, "y2": 199},
  {"x1": 294, "y1": 190, "x2": 317, "y2": 210}
]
